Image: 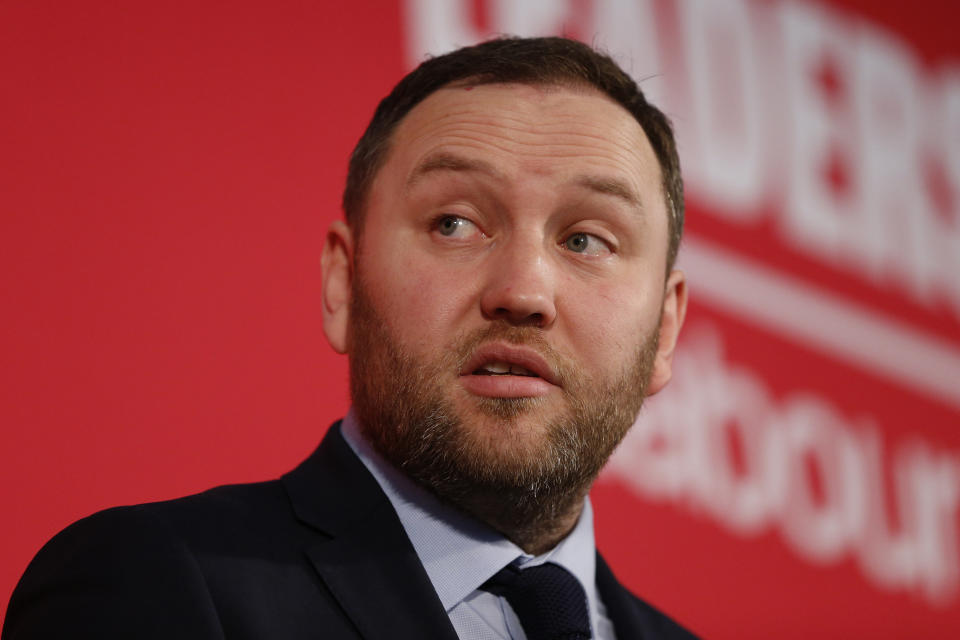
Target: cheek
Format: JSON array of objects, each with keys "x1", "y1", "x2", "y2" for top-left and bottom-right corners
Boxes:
[
  {"x1": 563, "y1": 279, "x2": 662, "y2": 356},
  {"x1": 374, "y1": 255, "x2": 477, "y2": 346}
]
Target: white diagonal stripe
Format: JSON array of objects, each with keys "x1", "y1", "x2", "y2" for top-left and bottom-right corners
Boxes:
[{"x1": 679, "y1": 235, "x2": 960, "y2": 410}]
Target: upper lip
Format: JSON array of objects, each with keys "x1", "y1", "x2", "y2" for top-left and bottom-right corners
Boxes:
[{"x1": 460, "y1": 342, "x2": 560, "y2": 386}]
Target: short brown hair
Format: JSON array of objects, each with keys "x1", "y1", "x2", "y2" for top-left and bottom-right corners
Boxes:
[{"x1": 342, "y1": 36, "x2": 684, "y2": 270}]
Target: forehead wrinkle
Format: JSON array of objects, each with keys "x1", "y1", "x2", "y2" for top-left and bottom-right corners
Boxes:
[
  {"x1": 395, "y1": 87, "x2": 662, "y2": 212},
  {"x1": 406, "y1": 129, "x2": 649, "y2": 179},
  {"x1": 402, "y1": 93, "x2": 645, "y2": 157}
]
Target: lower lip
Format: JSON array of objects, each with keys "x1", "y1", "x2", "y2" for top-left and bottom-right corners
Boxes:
[{"x1": 459, "y1": 374, "x2": 556, "y2": 398}]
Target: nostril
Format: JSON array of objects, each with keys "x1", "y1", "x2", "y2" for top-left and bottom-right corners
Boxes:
[
  {"x1": 483, "y1": 288, "x2": 556, "y2": 327},
  {"x1": 492, "y1": 307, "x2": 545, "y2": 326}
]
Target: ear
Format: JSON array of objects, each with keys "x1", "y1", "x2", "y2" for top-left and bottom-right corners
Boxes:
[
  {"x1": 646, "y1": 269, "x2": 688, "y2": 396},
  {"x1": 321, "y1": 220, "x2": 354, "y2": 354}
]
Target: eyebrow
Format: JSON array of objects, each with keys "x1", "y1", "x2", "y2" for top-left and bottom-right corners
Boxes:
[
  {"x1": 575, "y1": 175, "x2": 643, "y2": 209},
  {"x1": 407, "y1": 151, "x2": 644, "y2": 211},
  {"x1": 406, "y1": 152, "x2": 502, "y2": 189}
]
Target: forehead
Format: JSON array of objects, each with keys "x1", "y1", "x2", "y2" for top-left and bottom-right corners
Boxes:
[{"x1": 382, "y1": 83, "x2": 665, "y2": 215}]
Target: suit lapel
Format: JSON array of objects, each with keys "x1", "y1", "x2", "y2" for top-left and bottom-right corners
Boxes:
[
  {"x1": 282, "y1": 423, "x2": 459, "y2": 640},
  {"x1": 597, "y1": 552, "x2": 649, "y2": 638}
]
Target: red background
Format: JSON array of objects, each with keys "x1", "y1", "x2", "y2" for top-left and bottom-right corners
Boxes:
[{"x1": 2, "y1": 1, "x2": 958, "y2": 637}]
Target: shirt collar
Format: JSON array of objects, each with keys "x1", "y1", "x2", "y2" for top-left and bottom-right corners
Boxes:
[{"x1": 340, "y1": 409, "x2": 599, "y2": 625}]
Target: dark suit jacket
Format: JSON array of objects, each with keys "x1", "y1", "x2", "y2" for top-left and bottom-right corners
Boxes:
[{"x1": 4, "y1": 423, "x2": 697, "y2": 639}]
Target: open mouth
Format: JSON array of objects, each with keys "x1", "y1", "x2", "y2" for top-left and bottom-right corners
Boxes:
[
  {"x1": 459, "y1": 342, "x2": 559, "y2": 396},
  {"x1": 472, "y1": 362, "x2": 539, "y2": 377},
  {"x1": 460, "y1": 345, "x2": 557, "y2": 398}
]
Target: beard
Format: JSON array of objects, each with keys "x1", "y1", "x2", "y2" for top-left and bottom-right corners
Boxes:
[{"x1": 347, "y1": 269, "x2": 660, "y2": 551}]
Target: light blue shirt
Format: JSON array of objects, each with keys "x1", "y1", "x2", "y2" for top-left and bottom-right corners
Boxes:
[{"x1": 341, "y1": 409, "x2": 616, "y2": 639}]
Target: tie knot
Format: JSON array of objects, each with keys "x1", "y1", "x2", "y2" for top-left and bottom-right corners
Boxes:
[{"x1": 482, "y1": 562, "x2": 592, "y2": 640}]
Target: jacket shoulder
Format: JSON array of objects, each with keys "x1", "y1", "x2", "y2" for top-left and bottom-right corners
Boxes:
[
  {"x1": 3, "y1": 501, "x2": 230, "y2": 639},
  {"x1": 3, "y1": 470, "x2": 359, "y2": 640}
]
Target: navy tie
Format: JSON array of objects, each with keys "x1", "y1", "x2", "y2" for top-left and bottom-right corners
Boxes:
[{"x1": 481, "y1": 562, "x2": 592, "y2": 640}]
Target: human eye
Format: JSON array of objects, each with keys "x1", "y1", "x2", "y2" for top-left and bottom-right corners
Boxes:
[
  {"x1": 433, "y1": 214, "x2": 482, "y2": 239},
  {"x1": 562, "y1": 231, "x2": 612, "y2": 257}
]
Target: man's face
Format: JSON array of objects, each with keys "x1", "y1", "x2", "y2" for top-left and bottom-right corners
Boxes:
[{"x1": 322, "y1": 83, "x2": 686, "y2": 535}]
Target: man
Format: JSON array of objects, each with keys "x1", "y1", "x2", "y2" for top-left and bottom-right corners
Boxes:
[{"x1": 4, "y1": 37, "x2": 693, "y2": 639}]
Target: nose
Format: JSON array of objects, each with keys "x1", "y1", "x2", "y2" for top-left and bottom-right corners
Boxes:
[{"x1": 479, "y1": 238, "x2": 557, "y2": 327}]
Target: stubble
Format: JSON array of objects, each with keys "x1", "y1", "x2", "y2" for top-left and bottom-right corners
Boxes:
[{"x1": 347, "y1": 270, "x2": 659, "y2": 553}]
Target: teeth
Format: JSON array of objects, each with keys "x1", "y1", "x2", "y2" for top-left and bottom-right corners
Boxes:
[
  {"x1": 484, "y1": 362, "x2": 511, "y2": 374},
  {"x1": 476, "y1": 362, "x2": 537, "y2": 376}
]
